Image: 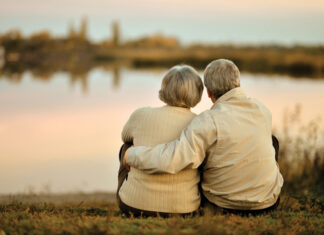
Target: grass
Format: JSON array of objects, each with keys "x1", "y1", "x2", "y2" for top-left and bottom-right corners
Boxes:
[{"x1": 0, "y1": 188, "x2": 323, "y2": 235}]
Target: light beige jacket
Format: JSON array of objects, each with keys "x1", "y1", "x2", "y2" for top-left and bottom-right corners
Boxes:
[
  {"x1": 119, "y1": 105, "x2": 200, "y2": 213},
  {"x1": 127, "y1": 87, "x2": 284, "y2": 210}
]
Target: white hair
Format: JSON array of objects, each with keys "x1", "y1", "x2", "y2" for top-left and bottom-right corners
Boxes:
[
  {"x1": 159, "y1": 65, "x2": 203, "y2": 108},
  {"x1": 204, "y1": 59, "x2": 240, "y2": 99}
]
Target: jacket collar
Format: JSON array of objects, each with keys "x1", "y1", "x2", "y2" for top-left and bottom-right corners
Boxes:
[{"x1": 211, "y1": 87, "x2": 246, "y2": 109}]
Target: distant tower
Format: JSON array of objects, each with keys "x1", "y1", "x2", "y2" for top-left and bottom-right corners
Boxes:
[
  {"x1": 79, "y1": 17, "x2": 88, "y2": 40},
  {"x1": 111, "y1": 21, "x2": 120, "y2": 47}
]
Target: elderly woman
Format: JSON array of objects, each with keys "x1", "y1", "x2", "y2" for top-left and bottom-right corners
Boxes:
[{"x1": 117, "y1": 65, "x2": 204, "y2": 217}]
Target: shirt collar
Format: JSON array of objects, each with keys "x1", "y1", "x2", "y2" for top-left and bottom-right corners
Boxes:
[{"x1": 211, "y1": 87, "x2": 246, "y2": 109}]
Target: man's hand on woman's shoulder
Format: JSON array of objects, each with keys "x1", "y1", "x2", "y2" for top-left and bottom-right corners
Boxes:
[{"x1": 120, "y1": 143, "x2": 132, "y2": 171}]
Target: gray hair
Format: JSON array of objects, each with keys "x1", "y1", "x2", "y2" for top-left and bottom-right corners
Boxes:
[
  {"x1": 204, "y1": 59, "x2": 240, "y2": 99},
  {"x1": 159, "y1": 65, "x2": 203, "y2": 108}
]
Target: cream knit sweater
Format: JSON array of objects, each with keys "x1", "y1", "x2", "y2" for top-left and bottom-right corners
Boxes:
[{"x1": 119, "y1": 105, "x2": 201, "y2": 213}]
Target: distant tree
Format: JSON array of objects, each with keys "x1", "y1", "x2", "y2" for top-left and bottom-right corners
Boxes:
[
  {"x1": 68, "y1": 22, "x2": 77, "y2": 38},
  {"x1": 27, "y1": 31, "x2": 52, "y2": 52},
  {"x1": 111, "y1": 21, "x2": 120, "y2": 47},
  {"x1": 2, "y1": 30, "x2": 22, "y2": 41},
  {"x1": 124, "y1": 33, "x2": 179, "y2": 48},
  {"x1": 1, "y1": 30, "x2": 23, "y2": 51},
  {"x1": 30, "y1": 31, "x2": 51, "y2": 41},
  {"x1": 79, "y1": 17, "x2": 88, "y2": 40}
]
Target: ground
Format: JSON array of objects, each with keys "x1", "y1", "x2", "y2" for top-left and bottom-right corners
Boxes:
[{"x1": 0, "y1": 186, "x2": 323, "y2": 235}]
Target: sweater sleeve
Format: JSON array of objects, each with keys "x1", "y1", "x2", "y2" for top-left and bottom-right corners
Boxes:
[
  {"x1": 121, "y1": 108, "x2": 143, "y2": 143},
  {"x1": 126, "y1": 111, "x2": 217, "y2": 174}
]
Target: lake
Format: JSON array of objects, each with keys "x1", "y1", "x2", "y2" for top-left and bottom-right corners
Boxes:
[{"x1": 0, "y1": 67, "x2": 324, "y2": 194}]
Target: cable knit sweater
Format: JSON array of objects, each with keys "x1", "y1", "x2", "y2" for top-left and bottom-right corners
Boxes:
[{"x1": 118, "y1": 105, "x2": 200, "y2": 213}]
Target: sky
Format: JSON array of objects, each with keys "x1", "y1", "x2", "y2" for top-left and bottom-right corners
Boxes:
[
  {"x1": 1, "y1": 0, "x2": 324, "y2": 17},
  {"x1": 1, "y1": 0, "x2": 324, "y2": 44}
]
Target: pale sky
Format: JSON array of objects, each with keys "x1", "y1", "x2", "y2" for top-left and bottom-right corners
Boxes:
[
  {"x1": 1, "y1": 0, "x2": 324, "y2": 17},
  {"x1": 1, "y1": 0, "x2": 324, "y2": 44}
]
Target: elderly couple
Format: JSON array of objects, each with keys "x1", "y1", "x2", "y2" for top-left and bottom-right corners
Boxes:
[{"x1": 117, "y1": 59, "x2": 283, "y2": 217}]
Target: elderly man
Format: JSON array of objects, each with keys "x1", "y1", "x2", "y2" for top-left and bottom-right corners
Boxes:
[{"x1": 124, "y1": 59, "x2": 283, "y2": 215}]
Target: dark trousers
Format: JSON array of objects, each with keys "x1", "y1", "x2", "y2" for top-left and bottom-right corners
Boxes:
[
  {"x1": 116, "y1": 143, "x2": 195, "y2": 217},
  {"x1": 200, "y1": 135, "x2": 281, "y2": 216}
]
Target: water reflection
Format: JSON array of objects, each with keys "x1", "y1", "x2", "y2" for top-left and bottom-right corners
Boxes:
[
  {"x1": 0, "y1": 63, "x2": 124, "y2": 92},
  {"x1": 0, "y1": 67, "x2": 323, "y2": 194},
  {"x1": 112, "y1": 67, "x2": 121, "y2": 89}
]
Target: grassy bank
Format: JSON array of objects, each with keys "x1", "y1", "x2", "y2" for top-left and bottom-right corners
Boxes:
[{"x1": 0, "y1": 188, "x2": 323, "y2": 235}]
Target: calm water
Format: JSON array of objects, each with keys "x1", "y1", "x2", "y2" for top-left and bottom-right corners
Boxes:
[{"x1": 1, "y1": 68, "x2": 324, "y2": 194}]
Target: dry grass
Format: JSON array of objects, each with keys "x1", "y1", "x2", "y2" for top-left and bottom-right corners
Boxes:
[
  {"x1": 276, "y1": 105, "x2": 324, "y2": 191},
  {"x1": 0, "y1": 191, "x2": 323, "y2": 235}
]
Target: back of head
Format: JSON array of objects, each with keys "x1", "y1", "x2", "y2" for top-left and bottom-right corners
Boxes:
[
  {"x1": 204, "y1": 59, "x2": 240, "y2": 99},
  {"x1": 159, "y1": 65, "x2": 203, "y2": 108}
]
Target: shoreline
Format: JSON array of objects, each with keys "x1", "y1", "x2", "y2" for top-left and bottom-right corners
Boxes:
[{"x1": 2, "y1": 34, "x2": 324, "y2": 79}]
